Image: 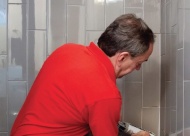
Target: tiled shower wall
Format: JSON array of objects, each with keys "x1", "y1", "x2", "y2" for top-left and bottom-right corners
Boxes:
[
  {"x1": 160, "y1": 0, "x2": 190, "y2": 136},
  {"x1": 0, "y1": 0, "x2": 161, "y2": 135}
]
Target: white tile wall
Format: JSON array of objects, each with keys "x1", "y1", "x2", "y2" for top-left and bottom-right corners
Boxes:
[
  {"x1": 161, "y1": 0, "x2": 190, "y2": 135},
  {"x1": 0, "y1": 0, "x2": 172, "y2": 135}
]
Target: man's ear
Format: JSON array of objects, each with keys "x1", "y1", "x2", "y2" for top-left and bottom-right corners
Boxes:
[{"x1": 117, "y1": 52, "x2": 130, "y2": 62}]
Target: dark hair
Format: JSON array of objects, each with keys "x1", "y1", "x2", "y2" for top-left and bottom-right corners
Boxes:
[{"x1": 97, "y1": 14, "x2": 155, "y2": 57}]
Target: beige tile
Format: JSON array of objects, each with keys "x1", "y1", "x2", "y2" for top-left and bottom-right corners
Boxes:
[
  {"x1": 86, "y1": 0, "x2": 105, "y2": 30},
  {"x1": 176, "y1": 49, "x2": 183, "y2": 131},
  {"x1": 67, "y1": 5, "x2": 85, "y2": 44},
  {"x1": 86, "y1": 31, "x2": 103, "y2": 45},
  {"x1": 184, "y1": 10, "x2": 190, "y2": 80},
  {"x1": 67, "y1": 0, "x2": 85, "y2": 5},
  {"x1": 125, "y1": 69, "x2": 142, "y2": 83},
  {"x1": 0, "y1": 97, "x2": 7, "y2": 131},
  {"x1": 0, "y1": 1, "x2": 7, "y2": 55},
  {"x1": 125, "y1": 8, "x2": 143, "y2": 18},
  {"x1": 184, "y1": 82, "x2": 190, "y2": 128},
  {"x1": 142, "y1": 108, "x2": 160, "y2": 136},
  {"x1": 125, "y1": 0, "x2": 143, "y2": 7},
  {"x1": 144, "y1": 0, "x2": 161, "y2": 33},
  {"x1": 8, "y1": 81, "x2": 27, "y2": 132},
  {"x1": 28, "y1": 0, "x2": 46, "y2": 29},
  {"x1": 28, "y1": 30, "x2": 46, "y2": 90},
  {"x1": 122, "y1": 83, "x2": 142, "y2": 128},
  {"x1": 8, "y1": 4, "x2": 27, "y2": 80},
  {"x1": 106, "y1": 0, "x2": 124, "y2": 27},
  {"x1": 0, "y1": 55, "x2": 7, "y2": 97},
  {"x1": 143, "y1": 34, "x2": 161, "y2": 107}
]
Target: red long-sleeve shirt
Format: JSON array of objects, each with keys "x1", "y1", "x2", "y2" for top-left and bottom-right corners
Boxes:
[{"x1": 11, "y1": 42, "x2": 122, "y2": 136}]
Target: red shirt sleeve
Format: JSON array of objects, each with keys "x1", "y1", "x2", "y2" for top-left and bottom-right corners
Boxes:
[{"x1": 87, "y1": 98, "x2": 122, "y2": 136}]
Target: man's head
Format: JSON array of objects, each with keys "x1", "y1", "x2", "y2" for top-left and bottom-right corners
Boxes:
[{"x1": 97, "y1": 14, "x2": 155, "y2": 78}]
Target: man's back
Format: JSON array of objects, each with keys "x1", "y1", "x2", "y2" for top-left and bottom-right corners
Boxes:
[{"x1": 11, "y1": 42, "x2": 121, "y2": 136}]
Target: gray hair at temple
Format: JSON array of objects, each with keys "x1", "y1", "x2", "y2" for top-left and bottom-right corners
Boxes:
[{"x1": 97, "y1": 14, "x2": 155, "y2": 57}]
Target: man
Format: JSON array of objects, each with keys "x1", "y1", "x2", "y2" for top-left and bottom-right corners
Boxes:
[{"x1": 11, "y1": 14, "x2": 154, "y2": 136}]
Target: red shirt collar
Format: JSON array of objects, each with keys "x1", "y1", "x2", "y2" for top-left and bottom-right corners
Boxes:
[{"x1": 87, "y1": 42, "x2": 116, "y2": 83}]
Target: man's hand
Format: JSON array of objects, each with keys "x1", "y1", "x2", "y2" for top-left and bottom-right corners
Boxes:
[{"x1": 132, "y1": 130, "x2": 150, "y2": 136}]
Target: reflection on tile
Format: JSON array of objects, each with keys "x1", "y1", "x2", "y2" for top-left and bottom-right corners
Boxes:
[
  {"x1": 8, "y1": 81, "x2": 26, "y2": 132},
  {"x1": 123, "y1": 83, "x2": 142, "y2": 128},
  {"x1": 0, "y1": 55, "x2": 7, "y2": 97},
  {"x1": 28, "y1": 0, "x2": 46, "y2": 29},
  {"x1": 28, "y1": 30, "x2": 46, "y2": 90},
  {"x1": 184, "y1": 82, "x2": 190, "y2": 129},
  {"x1": 67, "y1": 5, "x2": 85, "y2": 44},
  {"x1": 177, "y1": 49, "x2": 183, "y2": 131},
  {"x1": 125, "y1": 0, "x2": 143, "y2": 7},
  {"x1": 86, "y1": 31, "x2": 103, "y2": 45},
  {"x1": 0, "y1": 0, "x2": 7, "y2": 54},
  {"x1": 48, "y1": 0, "x2": 66, "y2": 55},
  {"x1": 125, "y1": 8, "x2": 143, "y2": 18},
  {"x1": 142, "y1": 108, "x2": 159, "y2": 136},
  {"x1": 144, "y1": 0, "x2": 161, "y2": 33},
  {"x1": 86, "y1": 0, "x2": 105, "y2": 30},
  {"x1": 106, "y1": 0, "x2": 124, "y2": 27},
  {"x1": 68, "y1": 0, "x2": 85, "y2": 5},
  {"x1": 0, "y1": 97, "x2": 7, "y2": 131},
  {"x1": 8, "y1": 4, "x2": 27, "y2": 80},
  {"x1": 143, "y1": 34, "x2": 160, "y2": 107}
]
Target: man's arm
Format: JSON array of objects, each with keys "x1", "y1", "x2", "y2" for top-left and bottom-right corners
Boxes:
[{"x1": 88, "y1": 98, "x2": 121, "y2": 136}]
